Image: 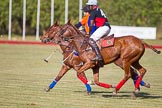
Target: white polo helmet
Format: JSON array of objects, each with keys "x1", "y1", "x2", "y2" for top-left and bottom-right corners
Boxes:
[{"x1": 86, "y1": 0, "x2": 98, "y2": 5}]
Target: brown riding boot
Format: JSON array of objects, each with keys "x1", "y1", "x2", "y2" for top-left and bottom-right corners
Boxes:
[{"x1": 88, "y1": 38, "x2": 104, "y2": 67}]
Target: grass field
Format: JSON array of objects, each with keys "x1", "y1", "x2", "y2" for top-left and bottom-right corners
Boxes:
[{"x1": 0, "y1": 44, "x2": 162, "y2": 108}]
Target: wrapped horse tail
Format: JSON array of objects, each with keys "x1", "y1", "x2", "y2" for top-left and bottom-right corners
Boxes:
[{"x1": 142, "y1": 41, "x2": 161, "y2": 54}]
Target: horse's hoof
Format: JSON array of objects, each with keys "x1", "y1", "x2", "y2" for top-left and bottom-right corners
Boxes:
[
  {"x1": 112, "y1": 88, "x2": 118, "y2": 96},
  {"x1": 44, "y1": 88, "x2": 50, "y2": 92},
  {"x1": 145, "y1": 83, "x2": 150, "y2": 88},
  {"x1": 84, "y1": 91, "x2": 91, "y2": 95},
  {"x1": 112, "y1": 91, "x2": 117, "y2": 95},
  {"x1": 112, "y1": 91, "x2": 118, "y2": 97},
  {"x1": 131, "y1": 92, "x2": 136, "y2": 100},
  {"x1": 135, "y1": 89, "x2": 139, "y2": 94}
]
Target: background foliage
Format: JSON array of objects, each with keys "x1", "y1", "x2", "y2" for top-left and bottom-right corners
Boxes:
[{"x1": 0, "y1": 0, "x2": 162, "y2": 36}]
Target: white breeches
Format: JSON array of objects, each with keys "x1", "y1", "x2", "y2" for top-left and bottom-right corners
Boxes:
[{"x1": 90, "y1": 26, "x2": 111, "y2": 41}]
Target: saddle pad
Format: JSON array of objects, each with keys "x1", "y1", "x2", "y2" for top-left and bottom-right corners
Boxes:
[{"x1": 101, "y1": 37, "x2": 115, "y2": 48}]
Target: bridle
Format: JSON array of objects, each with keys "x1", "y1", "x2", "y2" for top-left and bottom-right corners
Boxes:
[{"x1": 50, "y1": 25, "x2": 69, "y2": 44}]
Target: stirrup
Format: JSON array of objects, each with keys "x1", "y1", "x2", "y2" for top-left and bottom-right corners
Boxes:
[
  {"x1": 91, "y1": 56, "x2": 102, "y2": 61},
  {"x1": 91, "y1": 56, "x2": 99, "y2": 61}
]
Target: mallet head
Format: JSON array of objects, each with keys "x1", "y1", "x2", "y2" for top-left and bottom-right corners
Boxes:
[{"x1": 44, "y1": 59, "x2": 48, "y2": 63}]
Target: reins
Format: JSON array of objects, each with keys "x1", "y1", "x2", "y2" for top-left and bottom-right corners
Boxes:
[{"x1": 60, "y1": 24, "x2": 90, "y2": 53}]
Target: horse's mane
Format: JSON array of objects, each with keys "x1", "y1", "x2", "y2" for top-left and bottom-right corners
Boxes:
[
  {"x1": 72, "y1": 25, "x2": 83, "y2": 35},
  {"x1": 68, "y1": 23, "x2": 85, "y2": 37}
]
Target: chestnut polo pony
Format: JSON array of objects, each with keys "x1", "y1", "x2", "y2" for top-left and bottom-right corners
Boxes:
[
  {"x1": 41, "y1": 21, "x2": 160, "y2": 96},
  {"x1": 40, "y1": 22, "x2": 93, "y2": 94},
  {"x1": 41, "y1": 22, "x2": 126, "y2": 94},
  {"x1": 53, "y1": 21, "x2": 160, "y2": 95}
]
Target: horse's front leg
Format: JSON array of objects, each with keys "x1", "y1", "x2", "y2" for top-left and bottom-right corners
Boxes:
[
  {"x1": 77, "y1": 73, "x2": 92, "y2": 94},
  {"x1": 77, "y1": 61, "x2": 95, "y2": 73},
  {"x1": 92, "y1": 66, "x2": 114, "y2": 89},
  {"x1": 45, "y1": 65, "x2": 70, "y2": 92},
  {"x1": 73, "y1": 64, "x2": 92, "y2": 93}
]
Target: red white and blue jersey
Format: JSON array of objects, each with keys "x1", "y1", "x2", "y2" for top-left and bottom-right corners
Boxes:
[{"x1": 90, "y1": 8, "x2": 110, "y2": 28}]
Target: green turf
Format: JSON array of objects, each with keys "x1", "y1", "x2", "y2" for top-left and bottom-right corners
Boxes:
[{"x1": 0, "y1": 44, "x2": 162, "y2": 108}]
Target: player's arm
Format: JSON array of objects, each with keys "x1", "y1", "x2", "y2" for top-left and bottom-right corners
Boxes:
[{"x1": 89, "y1": 20, "x2": 94, "y2": 34}]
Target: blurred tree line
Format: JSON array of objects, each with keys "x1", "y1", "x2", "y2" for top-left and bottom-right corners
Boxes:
[{"x1": 0, "y1": 0, "x2": 162, "y2": 36}]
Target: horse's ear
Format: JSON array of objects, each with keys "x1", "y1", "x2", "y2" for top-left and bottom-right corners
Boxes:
[
  {"x1": 67, "y1": 19, "x2": 72, "y2": 24},
  {"x1": 54, "y1": 20, "x2": 59, "y2": 26}
]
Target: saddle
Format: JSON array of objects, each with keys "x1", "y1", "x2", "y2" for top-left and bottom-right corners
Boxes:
[
  {"x1": 97, "y1": 34, "x2": 115, "y2": 48},
  {"x1": 82, "y1": 34, "x2": 115, "y2": 51}
]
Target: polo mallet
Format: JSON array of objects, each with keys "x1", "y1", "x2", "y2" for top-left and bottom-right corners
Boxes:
[{"x1": 44, "y1": 52, "x2": 55, "y2": 63}]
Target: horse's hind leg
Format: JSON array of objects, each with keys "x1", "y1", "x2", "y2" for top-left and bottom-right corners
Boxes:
[
  {"x1": 92, "y1": 66, "x2": 113, "y2": 89},
  {"x1": 132, "y1": 61, "x2": 147, "y2": 93},
  {"x1": 114, "y1": 59, "x2": 139, "y2": 83},
  {"x1": 114, "y1": 59, "x2": 150, "y2": 90}
]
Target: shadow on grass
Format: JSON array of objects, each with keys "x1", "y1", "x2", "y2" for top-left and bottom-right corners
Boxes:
[
  {"x1": 137, "y1": 92, "x2": 162, "y2": 99},
  {"x1": 74, "y1": 90, "x2": 112, "y2": 94},
  {"x1": 74, "y1": 90, "x2": 162, "y2": 99},
  {"x1": 103, "y1": 92, "x2": 162, "y2": 99}
]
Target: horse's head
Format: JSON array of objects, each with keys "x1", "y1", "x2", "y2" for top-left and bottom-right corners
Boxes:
[{"x1": 40, "y1": 21, "x2": 62, "y2": 43}]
